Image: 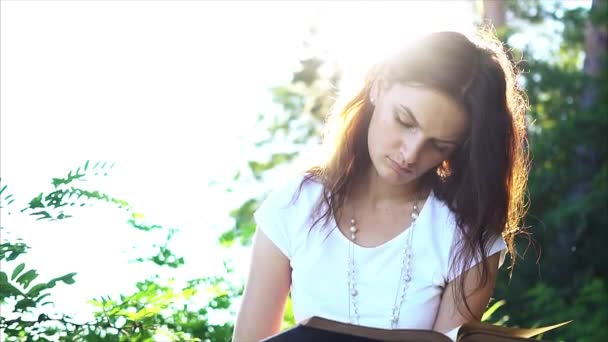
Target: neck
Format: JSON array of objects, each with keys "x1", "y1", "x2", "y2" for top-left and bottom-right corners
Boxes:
[{"x1": 351, "y1": 167, "x2": 427, "y2": 211}]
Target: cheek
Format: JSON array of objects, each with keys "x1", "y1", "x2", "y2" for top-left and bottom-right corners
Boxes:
[
  {"x1": 375, "y1": 112, "x2": 401, "y2": 143},
  {"x1": 367, "y1": 120, "x2": 381, "y2": 157},
  {"x1": 419, "y1": 148, "x2": 446, "y2": 169},
  {"x1": 374, "y1": 118, "x2": 399, "y2": 149},
  {"x1": 367, "y1": 112, "x2": 383, "y2": 144}
]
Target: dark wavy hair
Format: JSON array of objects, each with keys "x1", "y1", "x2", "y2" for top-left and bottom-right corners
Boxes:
[{"x1": 301, "y1": 29, "x2": 530, "y2": 318}]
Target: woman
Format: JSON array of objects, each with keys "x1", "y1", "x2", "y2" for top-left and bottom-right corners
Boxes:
[{"x1": 233, "y1": 29, "x2": 529, "y2": 341}]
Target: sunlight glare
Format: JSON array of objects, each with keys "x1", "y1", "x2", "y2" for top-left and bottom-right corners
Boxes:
[
  {"x1": 310, "y1": 1, "x2": 476, "y2": 95},
  {"x1": 1, "y1": 0, "x2": 478, "y2": 324}
]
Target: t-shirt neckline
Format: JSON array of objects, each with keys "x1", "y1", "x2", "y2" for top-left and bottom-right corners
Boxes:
[{"x1": 331, "y1": 190, "x2": 434, "y2": 250}]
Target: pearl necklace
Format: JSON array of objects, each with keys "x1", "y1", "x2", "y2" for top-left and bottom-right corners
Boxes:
[{"x1": 346, "y1": 202, "x2": 420, "y2": 329}]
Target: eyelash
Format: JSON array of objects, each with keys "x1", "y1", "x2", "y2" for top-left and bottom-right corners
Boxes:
[
  {"x1": 395, "y1": 113, "x2": 415, "y2": 129},
  {"x1": 395, "y1": 113, "x2": 449, "y2": 153},
  {"x1": 434, "y1": 144, "x2": 448, "y2": 153}
]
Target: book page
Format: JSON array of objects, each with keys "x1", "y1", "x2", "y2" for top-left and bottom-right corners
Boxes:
[{"x1": 444, "y1": 326, "x2": 461, "y2": 342}]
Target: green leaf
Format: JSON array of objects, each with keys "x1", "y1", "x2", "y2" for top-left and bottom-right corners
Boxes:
[
  {"x1": 218, "y1": 231, "x2": 236, "y2": 248},
  {"x1": 0, "y1": 181, "x2": 15, "y2": 209},
  {"x1": 30, "y1": 211, "x2": 52, "y2": 220},
  {"x1": 46, "y1": 272, "x2": 77, "y2": 287},
  {"x1": 127, "y1": 218, "x2": 162, "y2": 231},
  {"x1": 11, "y1": 263, "x2": 25, "y2": 281},
  {"x1": 247, "y1": 152, "x2": 298, "y2": 180},
  {"x1": 15, "y1": 298, "x2": 36, "y2": 311},
  {"x1": 282, "y1": 296, "x2": 296, "y2": 329},
  {"x1": 27, "y1": 283, "x2": 50, "y2": 297},
  {"x1": 0, "y1": 242, "x2": 29, "y2": 261},
  {"x1": 16, "y1": 269, "x2": 38, "y2": 288},
  {"x1": 62, "y1": 274, "x2": 76, "y2": 284},
  {"x1": 27, "y1": 193, "x2": 45, "y2": 209},
  {"x1": 34, "y1": 293, "x2": 52, "y2": 304},
  {"x1": 482, "y1": 299, "x2": 506, "y2": 322},
  {"x1": 1, "y1": 272, "x2": 24, "y2": 299}
]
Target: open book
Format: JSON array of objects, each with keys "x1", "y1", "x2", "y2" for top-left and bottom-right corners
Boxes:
[{"x1": 262, "y1": 316, "x2": 571, "y2": 342}]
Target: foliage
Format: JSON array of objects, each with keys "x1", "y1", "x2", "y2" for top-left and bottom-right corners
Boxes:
[
  {"x1": 0, "y1": 161, "x2": 237, "y2": 341},
  {"x1": 215, "y1": 28, "x2": 343, "y2": 331},
  {"x1": 219, "y1": 28, "x2": 341, "y2": 248},
  {"x1": 488, "y1": 1, "x2": 608, "y2": 341},
  {"x1": 2, "y1": 2, "x2": 605, "y2": 341},
  {"x1": 218, "y1": 2, "x2": 608, "y2": 340}
]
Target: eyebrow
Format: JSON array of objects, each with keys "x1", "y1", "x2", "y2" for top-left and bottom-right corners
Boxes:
[{"x1": 397, "y1": 104, "x2": 459, "y2": 145}]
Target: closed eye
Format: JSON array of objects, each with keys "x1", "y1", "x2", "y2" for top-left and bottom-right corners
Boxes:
[
  {"x1": 395, "y1": 112, "x2": 415, "y2": 129},
  {"x1": 434, "y1": 144, "x2": 449, "y2": 153}
]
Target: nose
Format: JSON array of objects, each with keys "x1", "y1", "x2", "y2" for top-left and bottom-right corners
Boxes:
[{"x1": 399, "y1": 135, "x2": 424, "y2": 167}]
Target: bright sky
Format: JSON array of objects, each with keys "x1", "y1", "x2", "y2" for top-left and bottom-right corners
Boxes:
[{"x1": 1, "y1": 0, "x2": 478, "y2": 326}]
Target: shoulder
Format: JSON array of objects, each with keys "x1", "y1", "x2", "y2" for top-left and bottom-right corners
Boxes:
[
  {"x1": 426, "y1": 192, "x2": 490, "y2": 240},
  {"x1": 424, "y1": 191, "x2": 458, "y2": 234},
  {"x1": 425, "y1": 191, "x2": 507, "y2": 282},
  {"x1": 253, "y1": 172, "x2": 324, "y2": 260},
  {"x1": 260, "y1": 173, "x2": 323, "y2": 212},
  {"x1": 254, "y1": 172, "x2": 325, "y2": 234}
]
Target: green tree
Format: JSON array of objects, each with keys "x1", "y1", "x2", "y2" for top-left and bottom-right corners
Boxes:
[
  {"x1": 222, "y1": 3, "x2": 608, "y2": 341},
  {"x1": 1, "y1": 161, "x2": 238, "y2": 341},
  {"x1": 480, "y1": 1, "x2": 608, "y2": 340},
  {"x1": 219, "y1": 27, "x2": 341, "y2": 249}
]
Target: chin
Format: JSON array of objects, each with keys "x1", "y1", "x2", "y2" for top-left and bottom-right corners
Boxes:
[
  {"x1": 378, "y1": 165, "x2": 417, "y2": 185},
  {"x1": 369, "y1": 155, "x2": 417, "y2": 184}
]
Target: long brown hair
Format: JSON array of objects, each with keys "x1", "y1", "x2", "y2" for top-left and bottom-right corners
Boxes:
[{"x1": 301, "y1": 28, "x2": 529, "y2": 319}]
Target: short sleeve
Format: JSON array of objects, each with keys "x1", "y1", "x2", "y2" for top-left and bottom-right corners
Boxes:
[
  {"x1": 490, "y1": 235, "x2": 508, "y2": 268},
  {"x1": 253, "y1": 176, "x2": 304, "y2": 260},
  {"x1": 446, "y1": 234, "x2": 507, "y2": 283}
]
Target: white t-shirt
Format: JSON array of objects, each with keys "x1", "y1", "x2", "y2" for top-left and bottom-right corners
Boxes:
[{"x1": 254, "y1": 174, "x2": 506, "y2": 330}]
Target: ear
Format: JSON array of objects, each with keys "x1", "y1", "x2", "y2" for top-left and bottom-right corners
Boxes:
[
  {"x1": 369, "y1": 77, "x2": 386, "y2": 105},
  {"x1": 369, "y1": 79, "x2": 380, "y2": 105}
]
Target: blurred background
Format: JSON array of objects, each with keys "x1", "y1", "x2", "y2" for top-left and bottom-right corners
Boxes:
[{"x1": 1, "y1": 1, "x2": 606, "y2": 341}]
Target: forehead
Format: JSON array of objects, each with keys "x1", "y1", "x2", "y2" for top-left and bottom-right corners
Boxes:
[{"x1": 385, "y1": 83, "x2": 469, "y2": 141}]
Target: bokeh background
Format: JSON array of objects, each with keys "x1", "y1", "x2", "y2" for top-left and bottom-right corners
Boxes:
[{"x1": 1, "y1": 1, "x2": 606, "y2": 341}]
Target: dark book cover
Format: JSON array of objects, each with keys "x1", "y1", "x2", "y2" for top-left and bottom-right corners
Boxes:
[{"x1": 262, "y1": 316, "x2": 571, "y2": 342}]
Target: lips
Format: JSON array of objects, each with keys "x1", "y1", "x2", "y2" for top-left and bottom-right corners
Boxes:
[{"x1": 387, "y1": 157, "x2": 413, "y2": 175}]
